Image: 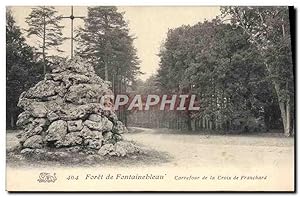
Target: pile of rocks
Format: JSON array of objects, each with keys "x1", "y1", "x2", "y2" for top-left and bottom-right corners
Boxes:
[{"x1": 15, "y1": 57, "x2": 139, "y2": 158}]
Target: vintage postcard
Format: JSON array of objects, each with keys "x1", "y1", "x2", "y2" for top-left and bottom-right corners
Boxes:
[{"x1": 6, "y1": 6, "x2": 295, "y2": 192}]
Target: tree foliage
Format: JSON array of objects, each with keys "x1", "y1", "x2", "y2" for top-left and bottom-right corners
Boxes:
[
  {"x1": 25, "y1": 6, "x2": 65, "y2": 74},
  {"x1": 221, "y1": 6, "x2": 294, "y2": 135},
  {"x1": 156, "y1": 7, "x2": 293, "y2": 134},
  {"x1": 6, "y1": 9, "x2": 43, "y2": 128},
  {"x1": 76, "y1": 6, "x2": 141, "y2": 94}
]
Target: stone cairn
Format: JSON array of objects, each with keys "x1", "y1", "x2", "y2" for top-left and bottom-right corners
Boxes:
[{"x1": 15, "y1": 57, "x2": 140, "y2": 160}]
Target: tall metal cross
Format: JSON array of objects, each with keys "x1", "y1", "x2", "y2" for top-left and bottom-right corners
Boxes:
[{"x1": 61, "y1": 6, "x2": 84, "y2": 58}]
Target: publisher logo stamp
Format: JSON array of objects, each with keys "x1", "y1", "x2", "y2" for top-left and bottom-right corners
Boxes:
[{"x1": 37, "y1": 172, "x2": 57, "y2": 183}]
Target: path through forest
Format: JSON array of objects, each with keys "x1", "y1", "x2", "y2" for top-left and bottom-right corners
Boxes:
[
  {"x1": 6, "y1": 128, "x2": 295, "y2": 191},
  {"x1": 125, "y1": 127, "x2": 294, "y2": 169}
]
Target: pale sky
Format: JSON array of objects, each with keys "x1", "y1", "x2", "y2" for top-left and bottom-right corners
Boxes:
[{"x1": 10, "y1": 6, "x2": 220, "y2": 80}]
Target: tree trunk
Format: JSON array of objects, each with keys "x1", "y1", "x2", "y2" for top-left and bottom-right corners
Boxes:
[
  {"x1": 186, "y1": 113, "x2": 192, "y2": 131},
  {"x1": 209, "y1": 120, "x2": 212, "y2": 130},
  {"x1": 282, "y1": 21, "x2": 290, "y2": 137},
  {"x1": 10, "y1": 112, "x2": 14, "y2": 129},
  {"x1": 275, "y1": 82, "x2": 290, "y2": 136},
  {"x1": 239, "y1": 17, "x2": 292, "y2": 137},
  {"x1": 104, "y1": 14, "x2": 109, "y2": 82},
  {"x1": 42, "y1": 10, "x2": 46, "y2": 75},
  {"x1": 286, "y1": 97, "x2": 291, "y2": 136}
]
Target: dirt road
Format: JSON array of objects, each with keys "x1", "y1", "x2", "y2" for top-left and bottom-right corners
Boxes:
[
  {"x1": 7, "y1": 128, "x2": 294, "y2": 168},
  {"x1": 125, "y1": 127, "x2": 294, "y2": 169},
  {"x1": 6, "y1": 128, "x2": 295, "y2": 191}
]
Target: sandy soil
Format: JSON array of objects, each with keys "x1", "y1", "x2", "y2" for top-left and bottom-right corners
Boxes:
[
  {"x1": 7, "y1": 128, "x2": 294, "y2": 168},
  {"x1": 125, "y1": 127, "x2": 294, "y2": 169},
  {"x1": 6, "y1": 128, "x2": 295, "y2": 191}
]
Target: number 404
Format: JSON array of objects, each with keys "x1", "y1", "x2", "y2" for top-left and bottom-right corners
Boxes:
[{"x1": 66, "y1": 175, "x2": 79, "y2": 180}]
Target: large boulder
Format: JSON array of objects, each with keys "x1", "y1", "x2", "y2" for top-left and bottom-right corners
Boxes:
[
  {"x1": 84, "y1": 138, "x2": 103, "y2": 150},
  {"x1": 25, "y1": 101, "x2": 48, "y2": 118},
  {"x1": 16, "y1": 111, "x2": 32, "y2": 127},
  {"x1": 17, "y1": 124, "x2": 43, "y2": 143},
  {"x1": 23, "y1": 135, "x2": 43, "y2": 149},
  {"x1": 24, "y1": 80, "x2": 59, "y2": 99},
  {"x1": 81, "y1": 126, "x2": 102, "y2": 140},
  {"x1": 115, "y1": 141, "x2": 140, "y2": 155},
  {"x1": 98, "y1": 144, "x2": 114, "y2": 156},
  {"x1": 47, "y1": 111, "x2": 59, "y2": 122},
  {"x1": 15, "y1": 57, "x2": 135, "y2": 158},
  {"x1": 45, "y1": 120, "x2": 67, "y2": 146},
  {"x1": 84, "y1": 117, "x2": 113, "y2": 131},
  {"x1": 62, "y1": 132, "x2": 83, "y2": 146},
  {"x1": 114, "y1": 121, "x2": 128, "y2": 134},
  {"x1": 57, "y1": 103, "x2": 101, "y2": 121},
  {"x1": 84, "y1": 120, "x2": 104, "y2": 131},
  {"x1": 97, "y1": 141, "x2": 141, "y2": 157},
  {"x1": 67, "y1": 120, "x2": 83, "y2": 132},
  {"x1": 65, "y1": 84, "x2": 105, "y2": 104},
  {"x1": 88, "y1": 114, "x2": 102, "y2": 122}
]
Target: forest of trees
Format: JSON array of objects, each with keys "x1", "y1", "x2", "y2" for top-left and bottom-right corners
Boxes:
[
  {"x1": 128, "y1": 6, "x2": 295, "y2": 136},
  {"x1": 6, "y1": 6, "x2": 295, "y2": 136},
  {"x1": 75, "y1": 6, "x2": 142, "y2": 123},
  {"x1": 6, "y1": 9, "x2": 44, "y2": 128},
  {"x1": 6, "y1": 6, "x2": 140, "y2": 129}
]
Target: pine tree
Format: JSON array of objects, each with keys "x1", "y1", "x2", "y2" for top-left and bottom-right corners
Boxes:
[
  {"x1": 6, "y1": 9, "x2": 43, "y2": 128},
  {"x1": 76, "y1": 6, "x2": 140, "y2": 93},
  {"x1": 25, "y1": 6, "x2": 65, "y2": 75}
]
